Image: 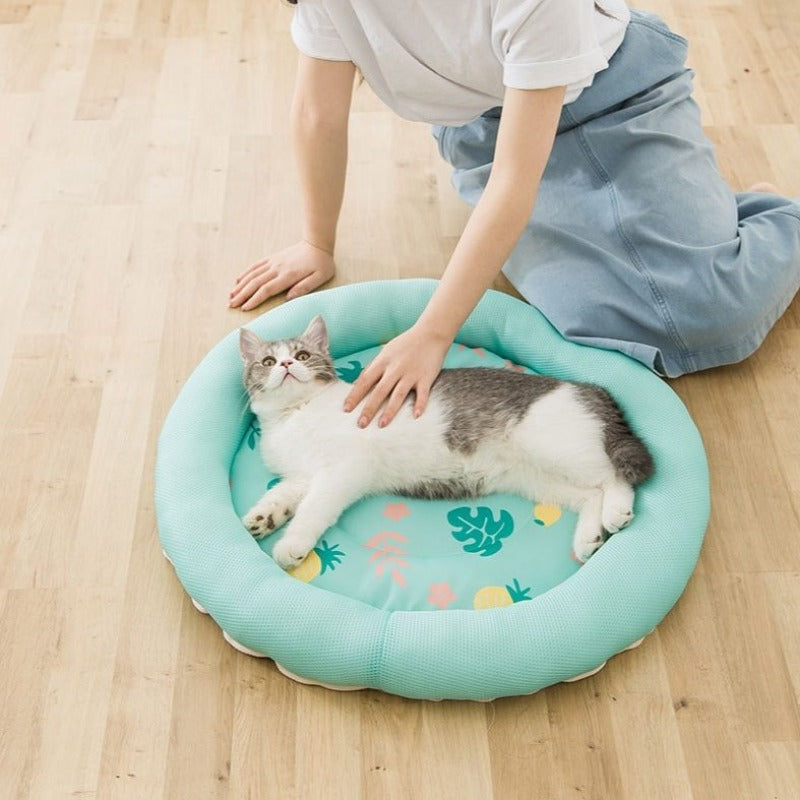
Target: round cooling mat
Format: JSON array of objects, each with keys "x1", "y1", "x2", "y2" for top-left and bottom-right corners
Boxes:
[
  {"x1": 155, "y1": 280, "x2": 710, "y2": 701},
  {"x1": 230, "y1": 342, "x2": 581, "y2": 612}
]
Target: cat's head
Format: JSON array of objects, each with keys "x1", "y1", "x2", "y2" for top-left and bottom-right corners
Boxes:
[{"x1": 239, "y1": 316, "x2": 338, "y2": 409}]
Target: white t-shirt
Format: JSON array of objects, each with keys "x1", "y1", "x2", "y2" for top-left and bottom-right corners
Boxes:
[{"x1": 291, "y1": 0, "x2": 630, "y2": 126}]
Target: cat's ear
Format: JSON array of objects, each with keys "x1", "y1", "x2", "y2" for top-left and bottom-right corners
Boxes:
[
  {"x1": 239, "y1": 328, "x2": 263, "y2": 363},
  {"x1": 302, "y1": 315, "x2": 329, "y2": 352}
]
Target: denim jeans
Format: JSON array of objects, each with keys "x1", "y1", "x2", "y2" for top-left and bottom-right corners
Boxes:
[{"x1": 433, "y1": 10, "x2": 800, "y2": 376}]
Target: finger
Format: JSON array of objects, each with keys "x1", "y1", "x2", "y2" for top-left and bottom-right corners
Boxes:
[
  {"x1": 238, "y1": 277, "x2": 287, "y2": 311},
  {"x1": 239, "y1": 269, "x2": 301, "y2": 311},
  {"x1": 234, "y1": 259, "x2": 269, "y2": 284},
  {"x1": 343, "y1": 359, "x2": 384, "y2": 412},
  {"x1": 357, "y1": 375, "x2": 396, "y2": 428},
  {"x1": 230, "y1": 265, "x2": 268, "y2": 299},
  {"x1": 379, "y1": 381, "x2": 413, "y2": 428},
  {"x1": 413, "y1": 382, "x2": 431, "y2": 419},
  {"x1": 231, "y1": 262, "x2": 271, "y2": 292},
  {"x1": 285, "y1": 267, "x2": 332, "y2": 301},
  {"x1": 343, "y1": 375, "x2": 374, "y2": 413},
  {"x1": 229, "y1": 265, "x2": 275, "y2": 306},
  {"x1": 239, "y1": 283, "x2": 280, "y2": 311}
]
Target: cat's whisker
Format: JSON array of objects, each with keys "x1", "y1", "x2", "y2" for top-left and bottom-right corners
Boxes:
[{"x1": 236, "y1": 387, "x2": 256, "y2": 425}]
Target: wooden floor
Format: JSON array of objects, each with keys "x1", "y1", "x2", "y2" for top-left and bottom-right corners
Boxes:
[{"x1": 1, "y1": 1, "x2": 799, "y2": 798}]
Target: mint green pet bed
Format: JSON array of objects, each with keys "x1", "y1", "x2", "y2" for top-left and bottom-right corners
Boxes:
[{"x1": 155, "y1": 280, "x2": 709, "y2": 701}]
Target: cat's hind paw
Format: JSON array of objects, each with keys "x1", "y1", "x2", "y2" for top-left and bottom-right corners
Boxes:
[
  {"x1": 271, "y1": 537, "x2": 312, "y2": 570},
  {"x1": 602, "y1": 505, "x2": 634, "y2": 534},
  {"x1": 573, "y1": 533, "x2": 604, "y2": 564},
  {"x1": 601, "y1": 483, "x2": 635, "y2": 534}
]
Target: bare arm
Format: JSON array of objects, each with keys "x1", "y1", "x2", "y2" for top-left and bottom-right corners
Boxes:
[
  {"x1": 229, "y1": 55, "x2": 355, "y2": 309},
  {"x1": 292, "y1": 54, "x2": 354, "y2": 255},
  {"x1": 345, "y1": 84, "x2": 566, "y2": 426}
]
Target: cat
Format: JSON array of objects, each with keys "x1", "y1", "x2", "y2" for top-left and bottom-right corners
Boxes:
[{"x1": 239, "y1": 316, "x2": 654, "y2": 570}]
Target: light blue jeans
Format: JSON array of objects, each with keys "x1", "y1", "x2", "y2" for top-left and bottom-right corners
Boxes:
[{"x1": 433, "y1": 10, "x2": 800, "y2": 376}]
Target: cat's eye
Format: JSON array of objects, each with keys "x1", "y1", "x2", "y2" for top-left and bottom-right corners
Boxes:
[
  {"x1": 261, "y1": 355, "x2": 276, "y2": 367},
  {"x1": 295, "y1": 350, "x2": 311, "y2": 361}
]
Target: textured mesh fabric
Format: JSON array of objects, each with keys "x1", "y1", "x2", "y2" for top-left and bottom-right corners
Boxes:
[{"x1": 155, "y1": 280, "x2": 709, "y2": 700}]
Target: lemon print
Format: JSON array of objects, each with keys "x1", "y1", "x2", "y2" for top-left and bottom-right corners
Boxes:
[
  {"x1": 533, "y1": 502, "x2": 562, "y2": 527},
  {"x1": 473, "y1": 578, "x2": 532, "y2": 609},
  {"x1": 288, "y1": 540, "x2": 345, "y2": 582}
]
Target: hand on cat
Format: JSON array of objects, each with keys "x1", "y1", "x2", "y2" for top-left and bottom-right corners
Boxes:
[
  {"x1": 229, "y1": 241, "x2": 336, "y2": 311},
  {"x1": 344, "y1": 324, "x2": 451, "y2": 428}
]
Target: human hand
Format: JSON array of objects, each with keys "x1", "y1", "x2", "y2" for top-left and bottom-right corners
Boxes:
[
  {"x1": 229, "y1": 241, "x2": 335, "y2": 311},
  {"x1": 343, "y1": 325, "x2": 451, "y2": 428}
]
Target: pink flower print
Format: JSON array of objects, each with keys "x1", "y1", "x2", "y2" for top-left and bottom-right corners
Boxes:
[
  {"x1": 383, "y1": 502, "x2": 411, "y2": 521},
  {"x1": 472, "y1": 347, "x2": 487, "y2": 358},
  {"x1": 504, "y1": 359, "x2": 526, "y2": 373},
  {"x1": 428, "y1": 582, "x2": 457, "y2": 610}
]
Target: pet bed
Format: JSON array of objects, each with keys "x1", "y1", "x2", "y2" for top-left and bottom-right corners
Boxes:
[{"x1": 155, "y1": 279, "x2": 709, "y2": 701}]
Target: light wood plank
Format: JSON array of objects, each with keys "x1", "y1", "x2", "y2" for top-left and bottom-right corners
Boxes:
[
  {"x1": 1, "y1": 1, "x2": 798, "y2": 798},
  {"x1": 25, "y1": 589, "x2": 122, "y2": 800},
  {"x1": 746, "y1": 742, "x2": 800, "y2": 800}
]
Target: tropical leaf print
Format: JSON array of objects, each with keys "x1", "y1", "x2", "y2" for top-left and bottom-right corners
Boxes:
[
  {"x1": 447, "y1": 506, "x2": 514, "y2": 557},
  {"x1": 336, "y1": 360, "x2": 363, "y2": 382},
  {"x1": 247, "y1": 419, "x2": 261, "y2": 450},
  {"x1": 364, "y1": 531, "x2": 410, "y2": 587},
  {"x1": 289, "y1": 539, "x2": 347, "y2": 583},
  {"x1": 316, "y1": 540, "x2": 345, "y2": 574},
  {"x1": 289, "y1": 540, "x2": 345, "y2": 583}
]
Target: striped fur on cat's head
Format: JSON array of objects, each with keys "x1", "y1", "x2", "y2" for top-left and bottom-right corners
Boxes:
[{"x1": 239, "y1": 316, "x2": 338, "y2": 409}]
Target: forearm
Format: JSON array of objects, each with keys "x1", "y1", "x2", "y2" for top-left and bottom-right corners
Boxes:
[
  {"x1": 292, "y1": 104, "x2": 349, "y2": 255},
  {"x1": 417, "y1": 84, "x2": 565, "y2": 344},
  {"x1": 228, "y1": 57, "x2": 354, "y2": 310},
  {"x1": 290, "y1": 56, "x2": 355, "y2": 255},
  {"x1": 343, "y1": 86, "x2": 565, "y2": 427},
  {"x1": 417, "y1": 175, "x2": 537, "y2": 341}
]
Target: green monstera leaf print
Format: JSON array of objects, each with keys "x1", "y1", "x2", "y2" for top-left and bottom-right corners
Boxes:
[
  {"x1": 336, "y1": 360, "x2": 363, "y2": 382},
  {"x1": 246, "y1": 419, "x2": 261, "y2": 450},
  {"x1": 447, "y1": 506, "x2": 515, "y2": 557}
]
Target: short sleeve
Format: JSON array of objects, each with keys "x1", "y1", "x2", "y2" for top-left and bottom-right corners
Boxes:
[
  {"x1": 493, "y1": 0, "x2": 608, "y2": 90},
  {"x1": 291, "y1": 0, "x2": 352, "y2": 61}
]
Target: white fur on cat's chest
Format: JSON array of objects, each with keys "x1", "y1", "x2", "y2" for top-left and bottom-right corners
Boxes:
[
  {"x1": 251, "y1": 382, "x2": 601, "y2": 499},
  {"x1": 254, "y1": 382, "x2": 454, "y2": 482}
]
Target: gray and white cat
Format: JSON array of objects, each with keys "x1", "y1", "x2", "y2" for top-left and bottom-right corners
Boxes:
[{"x1": 239, "y1": 316, "x2": 654, "y2": 569}]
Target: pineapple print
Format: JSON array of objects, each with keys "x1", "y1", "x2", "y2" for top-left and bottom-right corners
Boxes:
[
  {"x1": 289, "y1": 540, "x2": 345, "y2": 583},
  {"x1": 473, "y1": 578, "x2": 532, "y2": 610},
  {"x1": 533, "y1": 502, "x2": 562, "y2": 527}
]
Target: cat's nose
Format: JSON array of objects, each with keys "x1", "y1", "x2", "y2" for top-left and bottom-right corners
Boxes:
[{"x1": 280, "y1": 359, "x2": 293, "y2": 368}]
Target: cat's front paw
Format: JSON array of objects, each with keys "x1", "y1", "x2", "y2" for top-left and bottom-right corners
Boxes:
[
  {"x1": 601, "y1": 484, "x2": 635, "y2": 534},
  {"x1": 271, "y1": 537, "x2": 312, "y2": 571},
  {"x1": 242, "y1": 502, "x2": 292, "y2": 539}
]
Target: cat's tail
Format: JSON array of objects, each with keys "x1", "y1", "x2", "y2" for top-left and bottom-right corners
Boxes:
[
  {"x1": 576, "y1": 383, "x2": 655, "y2": 486},
  {"x1": 608, "y1": 434, "x2": 655, "y2": 486}
]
